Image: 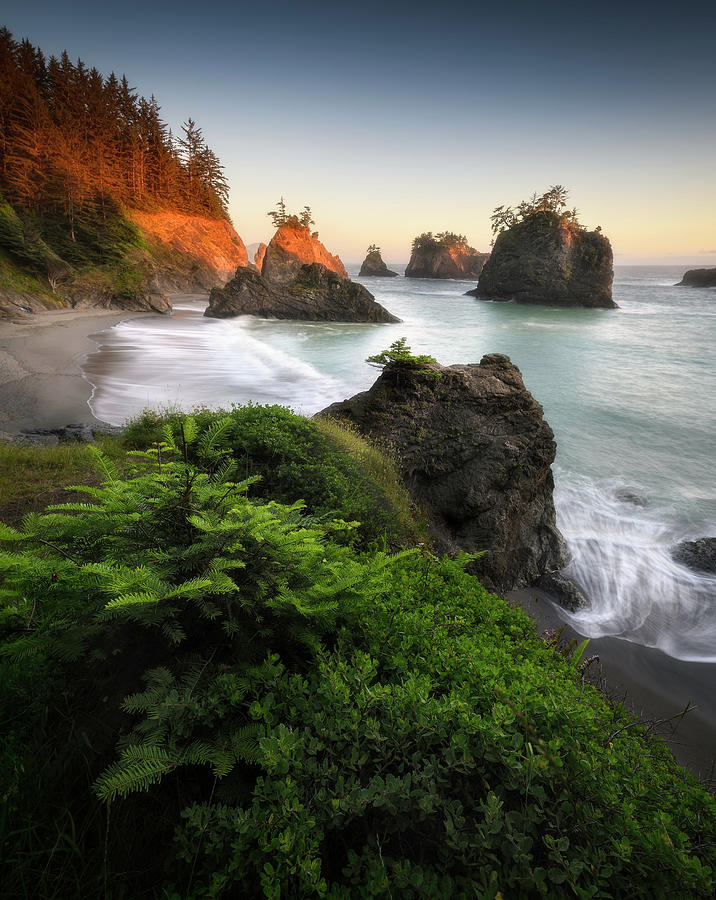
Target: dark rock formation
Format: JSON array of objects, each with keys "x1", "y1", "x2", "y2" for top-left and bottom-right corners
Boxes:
[
  {"x1": 320, "y1": 353, "x2": 567, "y2": 591},
  {"x1": 204, "y1": 263, "x2": 400, "y2": 323},
  {"x1": 406, "y1": 238, "x2": 488, "y2": 279},
  {"x1": 359, "y1": 250, "x2": 398, "y2": 277},
  {"x1": 475, "y1": 211, "x2": 616, "y2": 308},
  {"x1": 671, "y1": 538, "x2": 716, "y2": 575},
  {"x1": 537, "y1": 572, "x2": 589, "y2": 612},
  {"x1": 677, "y1": 267, "x2": 716, "y2": 288},
  {"x1": 615, "y1": 488, "x2": 648, "y2": 507},
  {"x1": 262, "y1": 222, "x2": 348, "y2": 285}
]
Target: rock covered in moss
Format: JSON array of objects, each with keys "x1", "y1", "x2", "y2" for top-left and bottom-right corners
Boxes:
[
  {"x1": 204, "y1": 263, "x2": 400, "y2": 323},
  {"x1": 359, "y1": 249, "x2": 398, "y2": 277},
  {"x1": 677, "y1": 267, "x2": 716, "y2": 288},
  {"x1": 261, "y1": 221, "x2": 347, "y2": 285},
  {"x1": 475, "y1": 211, "x2": 615, "y2": 308},
  {"x1": 321, "y1": 353, "x2": 567, "y2": 591}
]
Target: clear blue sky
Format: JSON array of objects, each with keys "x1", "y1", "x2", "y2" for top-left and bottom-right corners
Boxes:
[{"x1": 3, "y1": 0, "x2": 715, "y2": 263}]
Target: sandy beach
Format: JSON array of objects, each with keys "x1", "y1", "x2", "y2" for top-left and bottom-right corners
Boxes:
[{"x1": 0, "y1": 308, "x2": 152, "y2": 435}]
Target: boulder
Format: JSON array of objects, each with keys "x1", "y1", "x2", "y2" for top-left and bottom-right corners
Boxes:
[
  {"x1": 262, "y1": 222, "x2": 348, "y2": 285},
  {"x1": 537, "y1": 572, "x2": 589, "y2": 611},
  {"x1": 406, "y1": 237, "x2": 488, "y2": 279},
  {"x1": 475, "y1": 211, "x2": 616, "y2": 308},
  {"x1": 671, "y1": 538, "x2": 716, "y2": 575},
  {"x1": 320, "y1": 353, "x2": 567, "y2": 591},
  {"x1": 677, "y1": 267, "x2": 716, "y2": 288},
  {"x1": 359, "y1": 250, "x2": 398, "y2": 277},
  {"x1": 204, "y1": 263, "x2": 400, "y2": 323}
]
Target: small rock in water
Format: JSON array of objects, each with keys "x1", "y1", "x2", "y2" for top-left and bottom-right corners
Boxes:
[
  {"x1": 537, "y1": 572, "x2": 590, "y2": 612},
  {"x1": 615, "y1": 488, "x2": 648, "y2": 507},
  {"x1": 671, "y1": 538, "x2": 716, "y2": 575}
]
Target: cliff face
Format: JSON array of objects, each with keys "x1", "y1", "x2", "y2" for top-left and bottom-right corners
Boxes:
[
  {"x1": 359, "y1": 250, "x2": 398, "y2": 277},
  {"x1": 262, "y1": 222, "x2": 348, "y2": 285},
  {"x1": 0, "y1": 207, "x2": 248, "y2": 317},
  {"x1": 677, "y1": 267, "x2": 716, "y2": 287},
  {"x1": 406, "y1": 243, "x2": 489, "y2": 279},
  {"x1": 476, "y1": 212, "x2": 615, "y2": 308},
  {"x1": 320, "y1": 353, "x2": 567, "y2": 591},
  {"x1": 205, "y1": 263, "x2": 400, "y2": 323}
]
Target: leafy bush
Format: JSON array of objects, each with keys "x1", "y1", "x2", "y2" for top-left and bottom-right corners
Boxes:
[
  {"x1": 0, "y1": 415, "x2": 714, "y2": 898},
  {"x1": 122, "y1": 404, "x2": 422, "y2": 547}
]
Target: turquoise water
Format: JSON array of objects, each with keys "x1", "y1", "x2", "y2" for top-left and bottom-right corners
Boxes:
[{"x1": 84, "y1": 267, "x2": 716, "y2": 661}]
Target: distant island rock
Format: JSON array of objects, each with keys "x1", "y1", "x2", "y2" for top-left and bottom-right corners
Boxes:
[
  {"x1": 261, "y1": 221, "x2": 348, "y2": 285},
  {"x1": 475, "y1": 210, "x2": 615, "y2": 308},
  {"x1": 405, "y1": 232, "x2": 489, "y2": 279},
  {"x1": 677, "y1": 267, "x2": 716, "y2": 288},
  {"x1": 320, "y1": 352, "x2": 567, "y2": 591},
  {"x1": 204, "y1": 262, "x2": 399, "y2": 323},
  {"x1": 359, "y1": 246, "x2": 398, "y2": 277}
]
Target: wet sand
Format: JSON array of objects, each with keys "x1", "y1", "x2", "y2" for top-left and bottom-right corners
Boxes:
[
  {"x1": 0, "y1": 309, "x2": 152, "y2": 434},
  {"x1": 509, "y1": 586, "x2": 716, "y2": 784}
]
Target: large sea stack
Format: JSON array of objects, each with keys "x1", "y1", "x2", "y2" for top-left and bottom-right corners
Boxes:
[
  {"x1": 205, "y1": 263, "x2": 399, "y2": 323},
  {"x1": 677, "y1": 267, "x2": 716, "y2": 287},
  {"x1": 321, "y1": 353, "x2": 567, "y2": 591},
  {"x1": 475, "y1": 211, "x2": 615, "y2": 307},
  {"x1": 359, "y1": 248, "x2": 398, "y2": 277},
  {"x1": 261, "y1": 221, "x2": 348, "y2": 285}
]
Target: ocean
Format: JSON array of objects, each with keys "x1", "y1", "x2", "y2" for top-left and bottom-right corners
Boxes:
[{"x1": 83, "y1": 266, "x2": 716, "y2": 665}]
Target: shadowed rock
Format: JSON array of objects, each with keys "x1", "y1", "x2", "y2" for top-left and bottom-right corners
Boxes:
[
  {"x1": 671, "y1": 538, "x2": 716, "y2": 575},
  {"x1": 320, "y1": 353, "x2": 567, "y2": 591},
  {"x1": 677, "y1": 267, "x2": 716, "y2": 288},
  {"x1": 204, "y1": 263, "x2": 400, "y2": 323},
  {"x1": 359, "y1": 249, "x2": 398, "y2": 277},
  {"x1": 475, "y1": 211, "x2": 615, "y2": 308}
]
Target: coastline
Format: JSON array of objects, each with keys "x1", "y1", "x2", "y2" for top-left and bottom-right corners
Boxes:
[{"x1": 0, "y1": 308, "x2": 153, "y2": 435}]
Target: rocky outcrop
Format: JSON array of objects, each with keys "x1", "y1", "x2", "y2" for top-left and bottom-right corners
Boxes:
[
  {"x1": 359, "y1": 250, "x2": 398, "y2": 277},
  {"x1": 205, "y1": 263, "x2": 400, "y2": 323},
  {"x1": 406, "y1": 237, "x2": 488, "y2": 280},
  {"x1": 475, "y1": 212, "x2": 615, "y2": 308},
  {"x1": 677, "y1": 267, "x2": 716, "y2": 288},
  {"x1": 671, "y1": 538, "x2": 716, "y2": 575},
  {"x1": 253, "y1": 242, "x2": 267, "y2": 272},
  {"x1": 261, "y1": 222, "x2": 347, "y2": 285},
  {"x1": 320, "y1": 353, "x2": 567, "y2": 591}
]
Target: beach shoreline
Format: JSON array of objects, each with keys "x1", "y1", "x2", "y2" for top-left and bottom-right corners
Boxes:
[{"x1": 0, "y1": 308, "x2": 153, "y2": 435}]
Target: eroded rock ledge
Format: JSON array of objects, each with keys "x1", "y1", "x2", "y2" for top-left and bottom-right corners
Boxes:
[
  {"x1": 204, "y1": 263, "x2": 400, "y2": 323},
  {"x1": 320, "y1": 353, "x2": 567, "y2": 591}
]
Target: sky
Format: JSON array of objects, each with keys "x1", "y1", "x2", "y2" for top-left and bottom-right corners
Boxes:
[{"x1": 3, "y1": 0, "x2": 715, "y2": 264}]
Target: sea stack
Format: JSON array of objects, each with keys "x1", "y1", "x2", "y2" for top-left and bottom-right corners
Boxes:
[
  {"x1": 359, "y1": 246, "x2": 398, "y2": 277},
  {"x1": 320, "y1": 353, "x2": 567, "y2": 591},
  {"x1": 204, "y1": 262, "x2": 400, "y2": 323},
  {"x1": 475, "y1": 211, "x2": 615, "y2": 308},
  {"x1": 677, "y1": 267, "x2": 716, "y2": 287},
  {"x1": 261, "y1": 221, "x2": 348, "y2": 285},
  {"x1": 405, "y1": 232, "x2": 489, "y2": 279}
]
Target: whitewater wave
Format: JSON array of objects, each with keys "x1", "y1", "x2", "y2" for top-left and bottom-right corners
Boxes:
[{"x1": 555, "y1": 473, "x2": 716, "y2": 662}]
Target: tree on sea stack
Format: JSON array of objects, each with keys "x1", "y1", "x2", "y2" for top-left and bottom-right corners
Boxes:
[{"x1": 476, "y1": 186, "x2": 615, "y2": 308}]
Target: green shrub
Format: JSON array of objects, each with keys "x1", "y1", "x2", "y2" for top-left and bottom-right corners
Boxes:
[
  {"x1": 122, "y1": 404, "x2": 423, "y2": 547},
  {"x1": 0, "y1": 415, "x2": 713, "y2": 898}
]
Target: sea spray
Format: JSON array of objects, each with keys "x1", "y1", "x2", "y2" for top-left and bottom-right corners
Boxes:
[{"x1": 555, "y1": 473, "x2": 716, "y2": 662}]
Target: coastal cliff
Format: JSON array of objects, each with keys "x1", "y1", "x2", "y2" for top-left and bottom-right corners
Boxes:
[
  {"x1": 677, "y1": 267, "x2": 716, "y2": 287},
  {"x1": 359, "y1": 247, "x2": 398, "y2": 277},
  {"x1": 205, "y1": 262, "x2": 400, "y2": 323},
  {"x1": 405, "y1": 232, "x2": 489, "y2": 279},
  {"x1": 321, "y1": 352, "x2": 567, "y2": 591},
  {"x1": 262, "y1": 221, "x2": 348, "y2": 284},
  {"x1": 475, "y1": 211, "x2": 615, "y2": 307}
]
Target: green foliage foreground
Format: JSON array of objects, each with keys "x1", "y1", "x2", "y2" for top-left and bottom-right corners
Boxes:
[{"x1": 0, "y1": 412, "x2": 714, "y2": 898}]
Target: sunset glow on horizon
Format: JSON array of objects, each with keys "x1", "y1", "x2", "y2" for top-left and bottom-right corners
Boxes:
[{"x1": 2, "y1": 0, "x2": 714, "y2": 265}]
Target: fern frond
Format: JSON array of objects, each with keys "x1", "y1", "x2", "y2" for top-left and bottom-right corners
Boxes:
[{"x1": 94, "y1": 744, "x2": 178, "y2": 801}]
